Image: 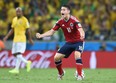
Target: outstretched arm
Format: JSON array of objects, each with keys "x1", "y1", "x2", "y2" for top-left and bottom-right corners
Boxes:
[
  {"x1": 36, "y1": 29, "x2": 55, "y2": 39},
  {"x1": 3, "y1": 28, "x2": 14, "y2": 42}
]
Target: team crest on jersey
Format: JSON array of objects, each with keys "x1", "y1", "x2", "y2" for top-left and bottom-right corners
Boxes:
[
  {"x1": 62, "y1": 24, "x2": 65, "y2": 26},
  {"x1": 19, "y1": 21, "x2": 22, "y2": 24},
  {"x1": 70, "y1": 23, "x2": 73, "y2": 27}
]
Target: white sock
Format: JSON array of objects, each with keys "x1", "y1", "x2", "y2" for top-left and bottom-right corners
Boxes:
[
  {"x1": 18, "y1": 54, "x2": 28, "y2": 63},
  {"x1": 15, "y1": 55, "x2": 21, "y2": 70}
]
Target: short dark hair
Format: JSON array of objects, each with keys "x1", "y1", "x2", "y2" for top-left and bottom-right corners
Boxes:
[{"x1": 62, "y1": 5, "x2": 71, "y2": 10}]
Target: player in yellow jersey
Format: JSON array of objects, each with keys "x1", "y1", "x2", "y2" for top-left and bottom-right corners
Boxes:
[{"x1": 3, "y1": 7, "x2": 33, "y2": 74}]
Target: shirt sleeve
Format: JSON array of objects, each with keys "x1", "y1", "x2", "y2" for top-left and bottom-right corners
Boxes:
[
  {"x1": 25, "y1": 18, "x2": 30, "y2": 28},
  {"x1": 74, "y1": 22, "x2": 82, "y2": 29},
  {"x1": 52, "y1": 20, "x2": 61, "y2": 31},
  {"x1": 11, "y1": 19, "x2": 14, "y2": 28}
]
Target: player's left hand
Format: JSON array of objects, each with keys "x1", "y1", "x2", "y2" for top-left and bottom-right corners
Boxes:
[{"x1": 80, "y1": 35, "x2": 85, "y2": 40}]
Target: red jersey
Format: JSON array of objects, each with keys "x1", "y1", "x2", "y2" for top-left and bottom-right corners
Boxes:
[{"x1": 52, "y1": 15, "x2": 84, "y2": 43}]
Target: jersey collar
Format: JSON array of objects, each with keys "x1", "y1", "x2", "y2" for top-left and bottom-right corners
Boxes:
[{"x1": 64, "y1": 15, "x2": 71, "y2": 22}]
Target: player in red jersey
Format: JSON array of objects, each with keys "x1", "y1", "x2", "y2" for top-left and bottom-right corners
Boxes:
[{"x1": 36, "y1": 5, "x2": 85, "y2": 80}]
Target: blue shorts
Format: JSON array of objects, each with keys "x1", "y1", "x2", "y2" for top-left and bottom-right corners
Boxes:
[{"x1": 57, "y1": 41, "x2": 84, "y2": 58}]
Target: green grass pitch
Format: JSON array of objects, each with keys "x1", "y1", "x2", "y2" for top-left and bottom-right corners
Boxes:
[{"x1": 0, "y1": 68, "x2": 116, "y2": 83}]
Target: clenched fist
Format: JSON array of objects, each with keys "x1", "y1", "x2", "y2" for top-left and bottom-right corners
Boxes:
[{"x1": 36, "y1": 33, "x2": 41, "y2": 38}]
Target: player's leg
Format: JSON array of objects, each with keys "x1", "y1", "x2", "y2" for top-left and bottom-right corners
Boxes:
[
  {"x1": 74, "y1": 42, "x2": 84, "y2": 80},
  {"x1": 16, "y1": 42, "x2": 31, "y2": 72},
  {"x1": 9, "y1": 42, "x2": 31, "y2": 74},
  {"x1": 54, "y1": 53, "x2": 65, "y2": 79},
  {"x1": 74, "y1": 51, "x2": 83, "y2": 80},
  {"x1": 9, "y1": 52, "x2": 29, "y2": 74},
  {"x1": 9, "y1": 43, "x2": 20, "y2": 74},
  {"x1": 54, "y1": 43, "x2": 74, "y2": 80},
  {"x1": 16, "y1": 53, "x2": 31, "y2": 72}
]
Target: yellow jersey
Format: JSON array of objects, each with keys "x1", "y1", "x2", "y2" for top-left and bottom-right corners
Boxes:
[{"x1": 11, "y1": 16, "x2": 29, "y2": 42}]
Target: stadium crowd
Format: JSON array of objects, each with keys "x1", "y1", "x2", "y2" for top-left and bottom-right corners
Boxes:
[{"x1": 0, "y1": 0, "x2": 116, "y2": 41}]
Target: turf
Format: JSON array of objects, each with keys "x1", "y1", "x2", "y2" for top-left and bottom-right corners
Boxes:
[{"x1": 0, "y1": 68, "x2": 116, "y2": 83}]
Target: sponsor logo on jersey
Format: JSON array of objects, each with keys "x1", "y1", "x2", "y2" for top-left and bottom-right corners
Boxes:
[{"x1": 78, "y1": 23, "x2": 82, "y2": 27}]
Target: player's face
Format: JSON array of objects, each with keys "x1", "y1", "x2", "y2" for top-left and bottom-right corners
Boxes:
[
  {"x1": 16, "y1": 9, "x2": 22, "y2": 17},
  {"x1": 61, "y1": 7, "x2": 70, "y2": 19}
]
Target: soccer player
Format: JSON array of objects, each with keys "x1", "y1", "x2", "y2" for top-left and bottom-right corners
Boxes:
[
  {"x1": 36, "y1": 5, "x2": 85, "y2": 80},
  {"x1": 3, "y1": 7, "x2": 33, "y2": 74}
]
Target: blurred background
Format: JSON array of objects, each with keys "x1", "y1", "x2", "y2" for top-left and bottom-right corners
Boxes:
[{"x1": 0, "y1": 0, "x2": 116, "y2": 68}]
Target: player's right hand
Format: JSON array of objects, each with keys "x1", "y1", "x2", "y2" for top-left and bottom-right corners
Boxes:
[{"x1": 36, "y1": 33, "x2": 41, "y2": 39}]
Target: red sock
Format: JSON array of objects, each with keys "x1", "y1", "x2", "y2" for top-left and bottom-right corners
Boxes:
[
  {"x1": 56, "y1": 64, "x2": 63, "y2": 75},
  {"x1": 76, "y1": 64, "x2": 83, "y2": 76}
]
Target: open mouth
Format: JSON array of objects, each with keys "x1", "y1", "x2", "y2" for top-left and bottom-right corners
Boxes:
[{"x1": 61, "y1": 13, "x2": 64, "y2": 15}]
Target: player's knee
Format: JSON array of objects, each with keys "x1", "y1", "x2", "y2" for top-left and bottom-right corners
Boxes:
[
  {"x1": 54, "y1": 53, "x2": 65, "y2": 62},
  {"x1": 13, "y1": 53, "x2": 18, "y2": 57},
  {"x1": 54, "y1": 55, "x2": 60, "y2": 62},
  {"x1": 75, "y1": 51, "x2": 81, "y2": 59},
  {"x1": 13, "y1": 52, "x2": 22, "y2": 57}
]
